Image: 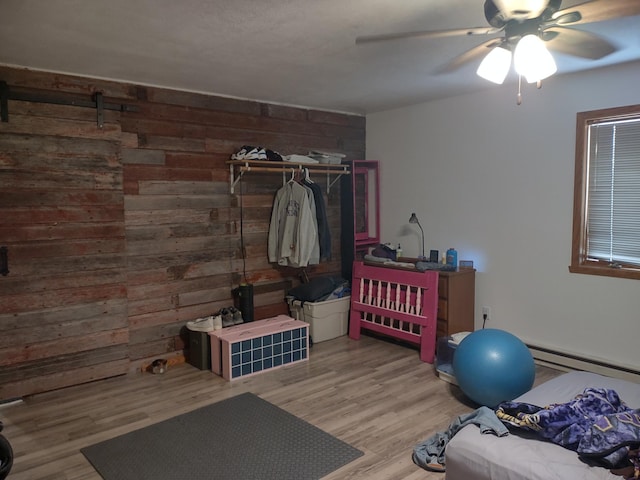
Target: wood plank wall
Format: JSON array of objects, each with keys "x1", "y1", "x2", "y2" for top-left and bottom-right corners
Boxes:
[{"x1": 0, "y1": 66, "x2": 365, "y2": 399}]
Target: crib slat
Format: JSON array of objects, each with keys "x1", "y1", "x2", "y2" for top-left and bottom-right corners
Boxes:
[
  {"x1": 385, "y1": 282, "x2": 390, "y2": 309},
  {"x1": 404, "y1": 283, "x2": 410, "y2": 314},
  {"x1": 392, "y1": 283, "x2": 400, "y2": 328}
]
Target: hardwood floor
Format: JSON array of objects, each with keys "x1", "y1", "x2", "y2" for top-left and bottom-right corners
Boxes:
[{"x1": 0, "y1": 334, "x2": 562, "y2": 480}]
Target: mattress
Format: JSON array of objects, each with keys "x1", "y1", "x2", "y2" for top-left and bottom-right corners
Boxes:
[{"x1": 445, "y1": 371, "x2": 640, "y2": 480}]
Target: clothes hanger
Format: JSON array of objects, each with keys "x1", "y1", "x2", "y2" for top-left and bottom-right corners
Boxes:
[{"x1": 304, "y1": 167, "x2": 313, "y2": 184}]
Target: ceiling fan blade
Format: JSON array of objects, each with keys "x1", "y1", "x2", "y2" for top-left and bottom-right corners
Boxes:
[
  {"x1": 552, "y1": 0, "x2": 640, "y2": 25},
  {"x1": 550, "y1": 11, "x2": 582, "y2": 26},
  {"x1": 355, "y1": 26, "x2": 502, "y2": 45},
  {"x1": 544, "y1": 27, "x2": 616, "y2": 59},
  {"x1": 437, "y1": 38, "x2": 504, "y2": 73}
]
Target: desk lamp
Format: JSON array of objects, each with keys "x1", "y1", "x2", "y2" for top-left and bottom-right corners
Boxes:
[{"x1": 409, "y1": 213, "x2": 425, "y2": 260}]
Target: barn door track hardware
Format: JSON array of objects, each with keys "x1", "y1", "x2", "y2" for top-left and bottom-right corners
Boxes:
[{"x1": 0, "y1": 81, "x2": 139, "y2": 128}]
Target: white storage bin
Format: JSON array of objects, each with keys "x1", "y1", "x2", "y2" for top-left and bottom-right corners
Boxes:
[
  {"x1": 288, "y1": 296, "x2": 350, "y2": 343},
  {"x1": 435, "y1": 336, "x2": 458, "y2": 385},
  {"x1": 435, "y1": 332, "x2": 471, "y2": 385}
]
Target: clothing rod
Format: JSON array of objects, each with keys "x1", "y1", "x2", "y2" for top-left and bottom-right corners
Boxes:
[
  {"x1": 228, "y1": 160, "x2": 350, "y2": 194},
  {"x1": 238, "y1": 166, "x2": 350, "y2": 175}
]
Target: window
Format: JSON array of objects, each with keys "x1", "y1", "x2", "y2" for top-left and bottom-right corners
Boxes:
[{"x1": 571, "y1": 104, "x2": 640, "y2": 280}]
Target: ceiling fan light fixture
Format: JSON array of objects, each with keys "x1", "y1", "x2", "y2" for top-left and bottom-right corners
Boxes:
[
  {"x1": 493, "y1": 0, "x2": 548, "y2": 19},
  {"x1": 477, "y1": 46, "x2": 512, "y2": 84},
  {"x1": 513, "y1": 34, "x2": 557, "y2": 83}
]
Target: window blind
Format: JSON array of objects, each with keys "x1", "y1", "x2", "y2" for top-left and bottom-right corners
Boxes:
[{"x1": 586, "y1": 118, "x2": 640, "y2": 266}]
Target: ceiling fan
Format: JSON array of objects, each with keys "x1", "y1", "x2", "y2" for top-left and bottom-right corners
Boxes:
[{"x1": 356, "y1": 0, "x2": 640, "y2": 88}]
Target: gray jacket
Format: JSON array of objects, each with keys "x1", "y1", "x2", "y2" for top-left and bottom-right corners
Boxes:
[{"x1": 268, "y1": 181, "x2": 318, "y2": 268}]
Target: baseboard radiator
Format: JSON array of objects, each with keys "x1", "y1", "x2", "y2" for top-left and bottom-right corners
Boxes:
[{"x1": 526, "y1": 343, "x2": 640, "y2": 383}]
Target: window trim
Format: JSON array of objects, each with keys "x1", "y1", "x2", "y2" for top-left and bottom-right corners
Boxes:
[{"x1": 570, "y1": 104, "x2": 640, "y2": 280}]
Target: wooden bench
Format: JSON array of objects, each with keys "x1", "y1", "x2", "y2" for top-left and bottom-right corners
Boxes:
[{"x1": 209, "y1": 315, "x2": 309, "y2": 380}]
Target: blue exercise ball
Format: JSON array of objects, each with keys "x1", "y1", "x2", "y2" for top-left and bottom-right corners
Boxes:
[{"x1": 452, "y1": 328, "x2": 535, "y2": 408}]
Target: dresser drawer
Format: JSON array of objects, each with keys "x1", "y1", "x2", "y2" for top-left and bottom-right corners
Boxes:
[
  {"x1": 437, "y1": 298, "x2": 448, "y2": 321},
  {"x1": 438, "y1": 276, "x2": 448, "y2": 298},
  {"x1": 435, "y1": 269, "x2": 475, "y2": 338},
  {"x1": 437, "y1": 319, "x2": 448, "y2": 338}
]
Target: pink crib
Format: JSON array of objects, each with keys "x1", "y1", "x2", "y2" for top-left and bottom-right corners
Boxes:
[{"x1": 348, "y1": 261, "x2": 439, "y2": 363}]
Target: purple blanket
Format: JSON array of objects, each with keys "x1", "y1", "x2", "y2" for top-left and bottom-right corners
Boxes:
[{"x1": 496, "y1": 388, "x2": 640, "y2": 469}]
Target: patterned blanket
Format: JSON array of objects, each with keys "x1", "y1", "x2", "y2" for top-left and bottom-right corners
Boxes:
[{"x1": 496, "y1": 388, "x2": 640, "y2": 469}]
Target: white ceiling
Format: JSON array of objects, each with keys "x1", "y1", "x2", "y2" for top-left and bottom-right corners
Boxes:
[{"x1": 1, "y1": 0, "x2": 639, "y2": 114}]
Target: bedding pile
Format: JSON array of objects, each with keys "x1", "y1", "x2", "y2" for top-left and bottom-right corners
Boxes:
[
  {"x1": 496, "y1": 388, "x2": 640, "y2": 470},
  {"x1": 413, "y1": 380, "x2": 640, "y2": 477}
]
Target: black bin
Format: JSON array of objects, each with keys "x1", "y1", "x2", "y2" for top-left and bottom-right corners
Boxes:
[{"x1": 189, "y1": 330, "x2": 211, "y2": 371}]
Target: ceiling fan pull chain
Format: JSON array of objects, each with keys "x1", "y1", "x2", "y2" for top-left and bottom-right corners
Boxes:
[{"x1": 517, "y1": 74, "x2": 523, "y2": 106}]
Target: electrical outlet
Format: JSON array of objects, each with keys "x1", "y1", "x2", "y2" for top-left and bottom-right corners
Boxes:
[{"x1": 482, "y1": 306, "x2": 491, "y2": 319}]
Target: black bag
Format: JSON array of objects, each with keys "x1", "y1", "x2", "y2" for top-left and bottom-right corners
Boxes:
[
  {"x1": 371, "y1": 243, "x2": 397, "y2": 260},
  {"x1": 287, "y1": 276, "x2": 342, "y2": 303}
]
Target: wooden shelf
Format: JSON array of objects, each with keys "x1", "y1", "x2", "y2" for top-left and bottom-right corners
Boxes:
[{"x1": 226, "y1": 159, "x2": 350, "y2": 194}]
